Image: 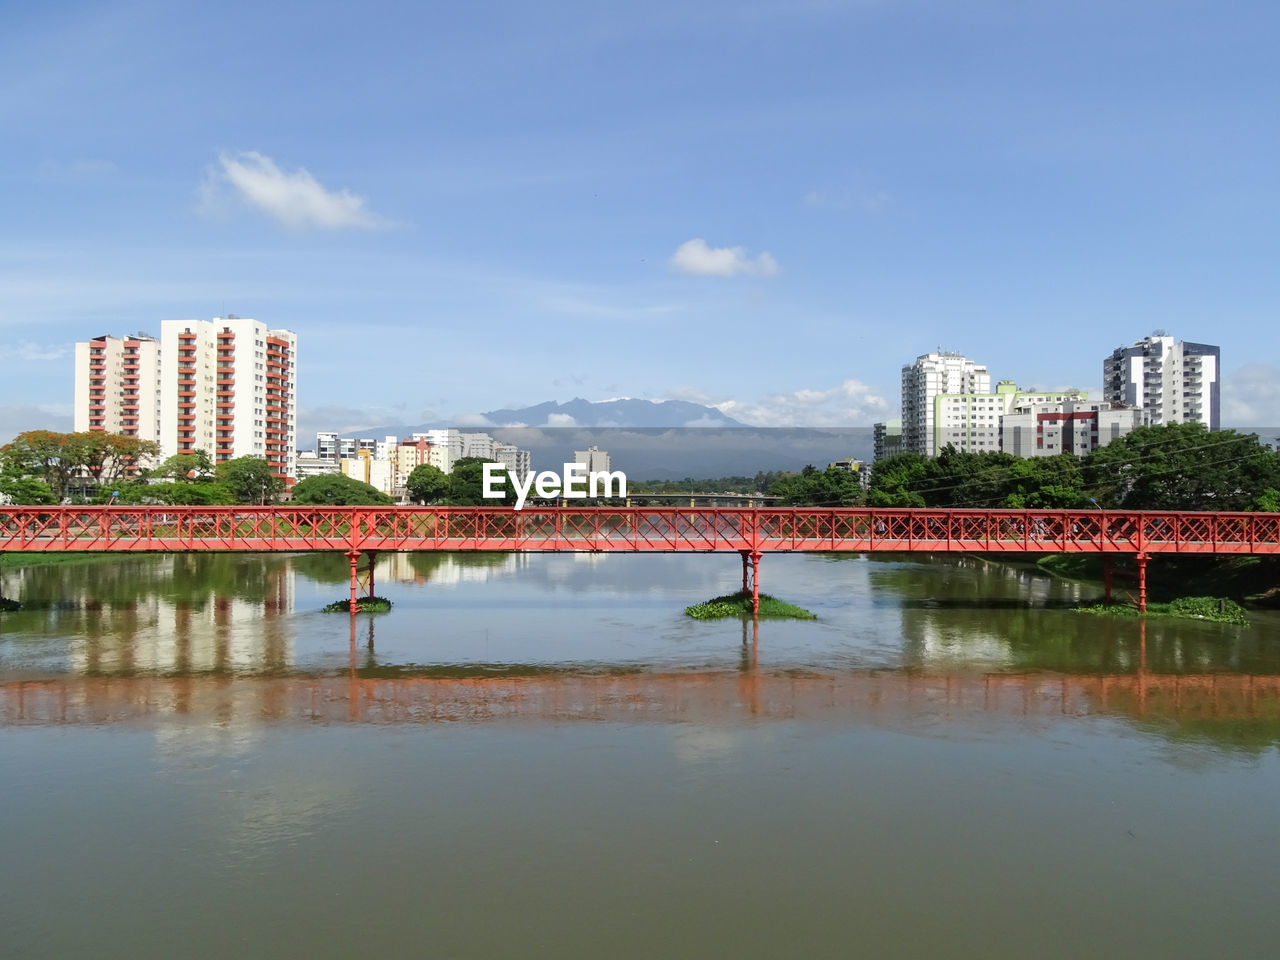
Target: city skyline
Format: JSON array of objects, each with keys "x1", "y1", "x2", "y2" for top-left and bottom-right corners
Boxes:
[{"x1": 4, "y1": 1, "x2": 1280, "y2": 438}]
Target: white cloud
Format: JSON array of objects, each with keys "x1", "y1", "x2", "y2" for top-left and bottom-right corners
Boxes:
[
  {"x1": 666, "y1": 380, "x2": 892, "y2": 427},
  {"x1": 669, "y1": 238, "x2": 779, "y2": 278},
  {"x1": 1223, "y1": 365, "x2": 1280, "y2": 427},
  {"x1": 201, "y1": 151, "x2": 389, "y2": 231},
  {"x1": 545, "y1": 413, "x2": 578, "y2": 427},
  {"x1": 0, "y1": 341, "x2": 69, "y2": 361}
]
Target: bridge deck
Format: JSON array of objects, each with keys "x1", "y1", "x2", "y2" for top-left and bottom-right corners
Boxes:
[{"x1": 2, "y1": 506, "x2": 1278, "y2": 554}]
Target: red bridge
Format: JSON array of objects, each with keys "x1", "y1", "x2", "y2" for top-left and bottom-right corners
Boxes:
[{"x1": 3, "y1": 505, "x2": 1277, "y2": 612}]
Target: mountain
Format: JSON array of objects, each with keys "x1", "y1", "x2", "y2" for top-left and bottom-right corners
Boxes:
[{"x1": 480, "y1": 397, "x2": 744, "y2": 428}]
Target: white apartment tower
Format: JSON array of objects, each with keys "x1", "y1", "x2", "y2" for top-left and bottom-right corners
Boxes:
[
  {"x1": 901, "y1": 352, "x2": 991, "y2": 456},
  {"x1": 159, "y1": 317, "x2": 298, "y2": 480},
  {"x1": 1102, "y1": 335, "x2": 1220, "y2": 430},
  {"x1": 574, "y1": 446, "x2": 611, "y2": 474},
  {"x1": 73, "y1": 334, "x2": 162, "y2": 445}
]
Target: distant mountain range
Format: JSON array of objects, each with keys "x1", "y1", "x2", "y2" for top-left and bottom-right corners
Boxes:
[{"x1": 479, "y1": 397, "x2": 744, "y2": 428}]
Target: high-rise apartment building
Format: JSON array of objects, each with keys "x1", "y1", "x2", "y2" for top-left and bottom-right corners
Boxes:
[
  {"x1": 159, "y1": 317, "x2": 298, "y2": 479},
  {"x1": 901, "y1": 352, "x2": 991, "y2": 456},
  {"x1": 73, "y1": 334, "x2": 161, "y2": 445},
  {"x1": 1102, "y1": 335, "x2": 1219, "y2": 430}
]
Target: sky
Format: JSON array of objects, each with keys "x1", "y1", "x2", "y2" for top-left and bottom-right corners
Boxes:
[{"x1": 3, "y1": 0, "x2": 1279, "y2": 441}]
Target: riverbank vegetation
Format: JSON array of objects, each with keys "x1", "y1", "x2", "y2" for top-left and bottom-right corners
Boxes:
[
  {"x1": 1074, "y1": 596, "x2": 1249, "y2": 625},
  {"x1": 685, "y1": 591, "x2": 816, "y2": 620},
  {"x1": 322, "y1": 595, "x2": 393, "y2": 613},
  {"x1": 1036, "y1": 553, "x2": 1280, "y2": 607}
]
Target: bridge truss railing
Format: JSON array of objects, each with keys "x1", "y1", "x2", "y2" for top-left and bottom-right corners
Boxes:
[{"x1": 1, "y1": 506, "x2": 1278, "y2": 555}]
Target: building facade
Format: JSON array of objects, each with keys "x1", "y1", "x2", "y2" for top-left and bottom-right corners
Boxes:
[
  {"x1": 872, "y1": 418, "x2": 902, "y2": 461},
  {"x1": 574, "y1": 446, "x2": 611, "y2": 474},
  {"x1": 1102, "y1": 335, "x2": 1220, "y2": 430},
  {"x1": 933, "y1": 382, "x2": 1088, "y2": 454},
  {"x1": 73, "y1": 334, "x2": 161, "y2": 446},
  {"x1": 159, "y1": 317, "x2": 298, "y2": 480},
  {"x1": 1001, "y1": 400, "x2": 1144, "y2": 457},
  {"x1": 901, "y1": 352, "x2": 991, "y2": 456}
]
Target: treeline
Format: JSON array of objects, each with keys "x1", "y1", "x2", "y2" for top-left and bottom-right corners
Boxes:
[
  {"x1": 0, "y1": 431, "x2": 393, "y2": 506},
  {"x1": 629, "y1": 472, "x2": 789, "y2": 495},
  {"x1": 865, "y1": 423, "x2": 1280, "y2": 511}
]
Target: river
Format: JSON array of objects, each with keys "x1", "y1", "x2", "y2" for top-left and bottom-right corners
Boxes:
[{"x1": 2, "y1": 551, "x2": 1279, "y2": 958}]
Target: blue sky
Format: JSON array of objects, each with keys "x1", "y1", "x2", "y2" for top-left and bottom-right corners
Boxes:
[{"x1": 3, "y1": 0, "x2": 1278, "y2": 440}]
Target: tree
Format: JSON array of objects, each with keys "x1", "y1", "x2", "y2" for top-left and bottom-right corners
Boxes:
[
  {"x1": 290, "y1": 473, "x2": 392, "y2": 505},
  {"x1": 217, "y1": 456, "x2": 285, "y2": 504},
  {"x1": 0, "y1": 463, "x2": 55, "y2": 504},
  {"x1": 866, "y1": 452, "x2": 929, "y2": 507},
  {"x1": 150, "y1": 450, "x2": 214, "y2": 482},
  {"x1": 405, "y1": 463, "x2": 450, "y2": 504},
  {"x1": 1084, "y1": 423, "x2": 1280, "y2": 510},
  {"x1": 1, "y1": 430, "x2": 159, "y2": 500},
  {"x1": 1001, "y1": 455, "x2": 1087, "y2": 509},
  {"x1": 1, "y1": 430, "x2": 80, "y2": 501},
  {"x1": 67, "y1": 432, "x2": 159, "y2": 485},
  {"x1": 768, "y1": 465, "x2": 863, "y2": 506},
  {"x1": 445, "y1": 457, "x2": 494, "y2": 506}
]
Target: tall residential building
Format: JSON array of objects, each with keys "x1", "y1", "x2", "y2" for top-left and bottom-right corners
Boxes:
[
  {"x1": 1002, "y1": 400, "x2": 1144, "y2": 457},
  {"x1": 73, "y1": 334, "x2": 161, "y2": 445},
  {"x1": 492, "y1": 441, "x2": 531, "y2": 480},
  {"x1": 901, "y1": 352, "x2": 991, "y2": 456},
  {"x1": 1102, "y1": 335, "x2": 1220, "y2": 430},
  {"x1": 159, "y1": 317, "x2": 298, "y2": 479}
]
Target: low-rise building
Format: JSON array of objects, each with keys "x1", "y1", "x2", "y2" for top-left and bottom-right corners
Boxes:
[{"x1": 1001, "y1": 400, "x2": 1143, "y2": 457}]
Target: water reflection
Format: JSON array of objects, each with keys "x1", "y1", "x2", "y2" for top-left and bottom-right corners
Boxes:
[{"x1": 3, "y1": 551, "x2": 1280, "y2": 754}]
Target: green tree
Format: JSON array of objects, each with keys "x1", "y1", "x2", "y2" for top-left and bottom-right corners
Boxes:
[
  {"x1": 67, "y1": 431, "x2": 160, "y2": 485},
  {"x1": 866, "y1": 452, "x2": 929, "y2": 507},
  {"x1": 150, "y1": 450, "x2": 214, "y2": 482},
  {"x1": 446, "y1": 457, "x2": 498, "y2": 506},
  {"x1": 1001, "y1": 454, "x2": 1087, "y2": 509},
  {"x1": 217, "y1": 456, "x2": 285, "y2": 504},
  {"x1": 1, "y1": 429, "x2": 160, "y2": 500},
  {"x1": 1, "y1": 430, "x2": 81, "y2": 501},
  {"x1": 1255, "y1": 488, "x2": 1280, "y2": 512},
  {"x1": 0, "y1": 463, "x2": 55, "y2": 504},
  {"x1": 768, "y1": 465, "x2": 863, "y2": 506},
  {"x1": 291, "y1": 473, "x2": 392, "y2": 505},
  {"x1": 405, "y1": 463, "x2": 450, "y2": 504},
  {"x1": 1084, "y1": 423, "x2": 1280, "y2": 510}
]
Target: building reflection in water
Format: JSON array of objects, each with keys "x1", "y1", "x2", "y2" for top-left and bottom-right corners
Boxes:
[{"x1": 2, "y1": 552, "x2": 1280, "y2": 756}]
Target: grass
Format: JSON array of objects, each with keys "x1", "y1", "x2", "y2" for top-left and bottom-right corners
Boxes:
[
  {"x1": 322, "y1": 595, "x2": 393, "y2": 613},
  {"x1": 1073, "y1": 596, "x2": 1249, "y2": 625},
  {"x1": 0, "y1": 552, "x2": 118, "y2": 568},
  {"x1": 685, "y1": 591, "x2": 817, "y2": 621}
]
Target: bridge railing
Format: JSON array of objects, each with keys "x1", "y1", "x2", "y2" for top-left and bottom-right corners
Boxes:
[{"x1": 0, "y1": 506, "x2": 1278, "y2": 554}]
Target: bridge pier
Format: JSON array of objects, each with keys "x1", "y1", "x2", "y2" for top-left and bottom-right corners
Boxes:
[
  {"x1": 741, "y1": 550, "x2": 750, "y2": 594},
  {"x1": 1136, "y1": 553, "x2": 1148, "y2": 613},
  {"x1": 346, "y1": 550, "x2": 361, "y2": 615},
  {"x1": 750, "y1": 551, "x2": 761, "y2": 615},
  {"x1": 1103, "y1": 556, "x2": 1113, "y2": 602}
]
